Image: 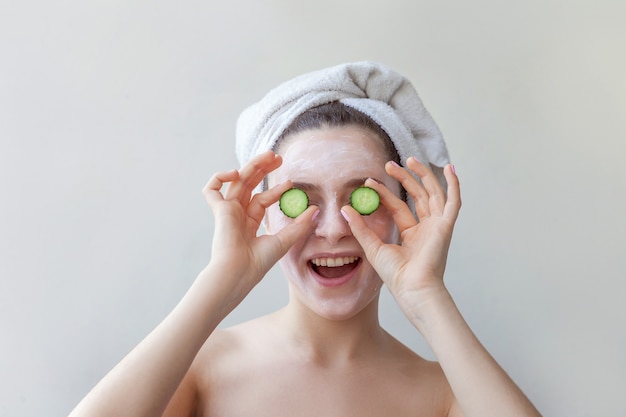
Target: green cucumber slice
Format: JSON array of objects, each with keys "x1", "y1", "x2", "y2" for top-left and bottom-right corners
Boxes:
[
  {"x1": 350, "y1": 186, "x2": 380, "y2": 215},
  {"x1": 279, "y1": 188, "x2": 309, "y2": 218}
]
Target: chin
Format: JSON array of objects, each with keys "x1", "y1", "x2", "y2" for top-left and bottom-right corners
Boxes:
[{"x1": 288, "y1": 281, "x2": 382, "y2": 322}]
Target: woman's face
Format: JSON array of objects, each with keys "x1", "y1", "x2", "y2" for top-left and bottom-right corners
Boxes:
[{"x1": 266, "y1": 125, "x2": 401, "y2": 321}]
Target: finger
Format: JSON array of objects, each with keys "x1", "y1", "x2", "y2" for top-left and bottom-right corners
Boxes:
[
  {"x1": 406, "y1": 157, "x2": 447, "y2": 215},
  {"x1": 363, "y1": 178, "x2": 416, "y2": 232},
  {"x1": 385, "y1": 160, "x2": 430, "y2": 219},
  {"x1": 247, "y1": 180, "x2": 294, "y2": 225},
  {"x1": 265, "y1": 205, "x2": 319, "y2": 259},
  {"x1": 226, "y1": 151, "x2": 281, "y2": 204},
  {"x1": 202, "y1": 169, "x2": 240, "y2": 207},
  {"x1": 340, "y1": 204, "x2": 385, "y2": 264},
  {"x1": 443, "y1": 164, "x2": 462, "y2": 221}
]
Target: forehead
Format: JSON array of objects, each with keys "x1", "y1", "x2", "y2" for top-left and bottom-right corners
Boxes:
[{"x1": 271, "y1": 126, "x2": 389, "y2": 184}]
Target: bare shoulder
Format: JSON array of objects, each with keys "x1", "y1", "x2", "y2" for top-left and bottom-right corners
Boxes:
[
  {"x1": 162, "y1": 316, "x2": 273, "y2": 417},
  {"x1": 189, "y1": 312, "x2": 282, "y2": 386},
  {"x1": 185, "y1": 318, "x2": 455, "y2": 417},
  {"x1": 384, "y1": 333, "x2": 447, "y2": 379},
  {"x1": 377, "y1": 332, "x2": 455, "y2": 409},
  {"x1": 193, "y1": 313, "x2": 279, "y2": 366}
]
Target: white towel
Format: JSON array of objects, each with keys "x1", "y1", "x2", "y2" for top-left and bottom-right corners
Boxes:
[{"x1": 235, "y1": 61, "x2": 450, "y2": 195}]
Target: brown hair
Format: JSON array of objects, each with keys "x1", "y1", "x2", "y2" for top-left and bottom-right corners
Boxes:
[{"x1": 276, "y1": 101, "x2": 401, "y2": 166}]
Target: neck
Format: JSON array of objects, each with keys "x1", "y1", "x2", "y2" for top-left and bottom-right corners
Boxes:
[{"x1": 277, "y1": 292, "x2": 386, "y2": 366}]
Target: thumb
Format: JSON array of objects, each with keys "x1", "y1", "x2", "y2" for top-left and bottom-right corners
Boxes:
[
  {"x1": 261, "y1": 206, "x2": 319, "y2": 263},
  {"x1": 341, "y1": 205, "x2": 385, "y2": 264}
]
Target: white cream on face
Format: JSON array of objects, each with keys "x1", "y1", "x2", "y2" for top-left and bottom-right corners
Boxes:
[
  {"x1": 265, "y1": 126, "x2": 401, "y2": 320},
  {"x1": 268, "y1": 127, "x2": 400, "y2": 228}
]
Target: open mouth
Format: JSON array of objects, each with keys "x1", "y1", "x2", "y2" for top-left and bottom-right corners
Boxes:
[{"x1": 310, "y1": 256, "x2": 361, "y2": 279}]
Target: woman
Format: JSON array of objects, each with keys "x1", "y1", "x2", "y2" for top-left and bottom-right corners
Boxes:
[{"x1": 69, "y1": 62, "x2": 541, "y2": 417}]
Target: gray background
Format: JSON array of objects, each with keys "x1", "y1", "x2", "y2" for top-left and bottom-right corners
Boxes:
[{"x1": 1, "y1": 1, "x2": 625, "y2": 416}]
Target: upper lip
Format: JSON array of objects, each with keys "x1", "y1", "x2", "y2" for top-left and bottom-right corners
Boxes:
[
  {"x1": 308, "y1": 251, "x2": 362, "y2": 260},
  {"x1": 307, "y1": 252, "x2": 362, "y2": 265}
]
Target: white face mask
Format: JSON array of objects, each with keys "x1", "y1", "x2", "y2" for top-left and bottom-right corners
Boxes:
[{"x1": 265, "y1": 125, "x2": 401, "y2": 321}]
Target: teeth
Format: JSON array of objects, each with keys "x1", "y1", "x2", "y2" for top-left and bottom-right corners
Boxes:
[{"x1": 311, "y1": 256, "x2": 358, "y2": 267}]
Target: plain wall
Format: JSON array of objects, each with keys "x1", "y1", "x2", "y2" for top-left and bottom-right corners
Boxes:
[{"x1": 1, "y1": 1, "x2": 625, "y2": 416}]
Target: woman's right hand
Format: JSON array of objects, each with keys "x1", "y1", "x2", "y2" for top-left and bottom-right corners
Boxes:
[{"x1": 201, "y1": 150, "x2": 317, "y2": 304}]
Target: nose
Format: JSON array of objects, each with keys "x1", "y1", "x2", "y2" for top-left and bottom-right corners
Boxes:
[{"x1": 314, "y1": 202, "x2": 352, "y2": 244}]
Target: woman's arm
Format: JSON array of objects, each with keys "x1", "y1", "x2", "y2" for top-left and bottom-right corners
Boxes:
[
  {"x1": 342, "y1": 159, "x2": 541, "y2": 417},
  {"x1": 68, "y1": 151, "x2": 317, "y2": 417},
  {"x1": 407, "y1": 286, "x2": 540, "y2": 417},
  {"x1": 68, "y1": 264, "x2": 242, "y2": 417}
]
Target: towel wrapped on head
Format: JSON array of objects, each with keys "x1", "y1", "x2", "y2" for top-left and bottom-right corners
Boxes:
[{"x1": 235, "y1": 61, "x2": 450, "y2": 200}]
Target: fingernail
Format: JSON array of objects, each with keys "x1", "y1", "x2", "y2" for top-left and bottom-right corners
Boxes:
[
  {"x1": 341, "y1": 209, "x2": 350, "y2": 223},
  {"x1": 450, "y1": 164, "x2": 456, "y2": 175},
  {"x1": 312, "y1": 209, "x2": 320, "y2": 221},
  {"x1": 390, "y1": 160, "x2": 401, "y2": 168}
]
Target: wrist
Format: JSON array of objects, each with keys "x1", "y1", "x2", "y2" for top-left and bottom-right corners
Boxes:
[
  {"x1": 192, "y1": 262, "x2": 259, "y2": 319},
  {"x1": 396, "y1": 285, "x2": 459, "y2": 340}
]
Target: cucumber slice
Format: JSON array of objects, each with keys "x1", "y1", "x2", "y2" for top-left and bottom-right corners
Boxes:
[
  {"x1": 279, "y1": 188, "x2": 309, "y2": 218},
  {"x1": 350, "y1": 186, "x2": 380, "y2": 215}
]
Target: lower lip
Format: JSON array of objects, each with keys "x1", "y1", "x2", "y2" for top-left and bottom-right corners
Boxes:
[{"x1": 309, "y1": 260, "x2": 361, "y2": 288}]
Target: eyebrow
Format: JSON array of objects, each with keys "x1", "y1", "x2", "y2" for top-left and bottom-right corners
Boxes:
[{"x1": 291, "y1": 177, "x2": 378, "y2": 192}]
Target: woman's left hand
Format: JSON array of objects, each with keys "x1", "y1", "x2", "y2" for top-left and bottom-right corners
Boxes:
[{"x1": 342, "y1": 157, "x2": 461, "y2": 317}]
